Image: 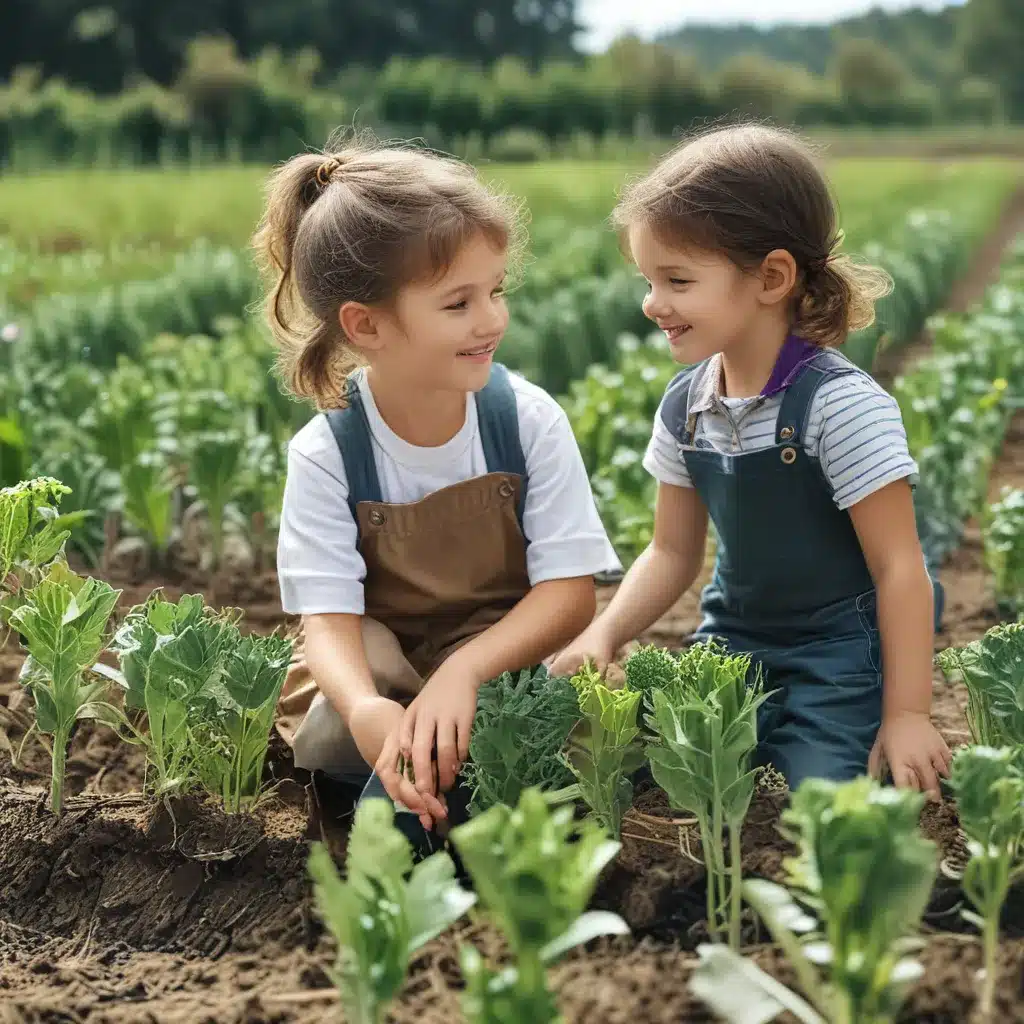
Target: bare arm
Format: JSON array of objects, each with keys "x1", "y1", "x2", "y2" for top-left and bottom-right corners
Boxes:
[
  {"x1": 594, "y1": 482, "x2": 708, "y2": 652},
  {"x1": 446, "y1": 575, "x2": 597, "y2": 684},
  {"x1": 849, "y1": 479, "x2": 951, "y2": 795},
  {"x1": 301, "y1": 613, "x2": 377, "y2": 724},
  {"x1": 848, "y1": 480, "x2": 933, "y2": 718}
]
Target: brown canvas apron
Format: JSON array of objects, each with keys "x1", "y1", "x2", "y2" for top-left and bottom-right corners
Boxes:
[{"x1": 275, "y1": 471, "x2": 531, "y2": 777}]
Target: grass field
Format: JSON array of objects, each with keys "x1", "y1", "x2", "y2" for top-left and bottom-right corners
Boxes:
[{"x1": 0, "y1": 157, "x2": 1019, "y2": 311}]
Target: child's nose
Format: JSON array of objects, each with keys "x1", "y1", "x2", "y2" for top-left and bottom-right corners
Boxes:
[{"x1": 642, "y1": 290, "x2": 671, "y2": 321}]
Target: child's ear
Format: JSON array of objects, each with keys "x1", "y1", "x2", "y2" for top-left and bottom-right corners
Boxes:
[
  {"x1": 757, "y1": 250, "x2": 798, "y2": 306},
  {"x1": 339, "y1": 301, "x2": 384, "y2": 353}
]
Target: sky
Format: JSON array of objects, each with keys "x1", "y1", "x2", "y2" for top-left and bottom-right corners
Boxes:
[{"x1": 577, "y1": 0, "x2": 965, "y2": 51}]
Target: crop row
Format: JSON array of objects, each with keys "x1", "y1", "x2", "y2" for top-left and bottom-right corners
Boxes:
[
  {"x1": 0, "y1": 203, "x2": 1000, "y2": 576},
  {"x1": 5, "y1": 465, "x2": 1024, "y2": 1022}
]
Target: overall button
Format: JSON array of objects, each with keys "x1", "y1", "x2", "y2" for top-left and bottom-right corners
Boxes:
[
  {"x1": 498, "y1": 480, "x2": 515, "y2": 499},
  {"x1": 779, "y1": 425, "x2": 795, "y2": 440},
  {"x1": 780, "y1": 447, "x2": 797, "y2": 464},
  {"x1": 368, "y1": 509, "x2": 387, "y2": 527}
]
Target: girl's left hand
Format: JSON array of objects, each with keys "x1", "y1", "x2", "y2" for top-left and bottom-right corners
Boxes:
[{"x1": 869, "y1": 710, "x2": 953, "y2": 801}]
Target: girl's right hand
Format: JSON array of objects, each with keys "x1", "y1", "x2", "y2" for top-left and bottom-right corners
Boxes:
[{"x1": 548, "y1": 627, "x2": 616, "y2": 678}]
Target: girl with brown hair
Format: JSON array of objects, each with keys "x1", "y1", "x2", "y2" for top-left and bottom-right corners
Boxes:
[
  {"x1": 256, "y1": 139, "x2": 618, "y2": 848},
  {"x1": 553, "y1": 123, "x2": 951, "y2": 798}
]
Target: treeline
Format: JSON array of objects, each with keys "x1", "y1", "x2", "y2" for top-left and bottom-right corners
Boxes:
[
  {"x1": 0, "y1": 35, "x2": 1011, "y2": 171},
  {"x1": 0, "y1": 0, "x2": 578, "y2": 92}
]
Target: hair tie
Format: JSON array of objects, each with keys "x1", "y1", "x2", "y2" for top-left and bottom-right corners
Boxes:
[{"x1": 316, "y1": 157, "x2": 340, "y2": 188}]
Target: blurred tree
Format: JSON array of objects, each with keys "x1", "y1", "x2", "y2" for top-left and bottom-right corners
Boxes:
[
  {"x1": 0, "y1": 0, "x2": 581, "y2": 90},
  {"x1": 959, "y1": 0, "x2": 1024, "y2": 120}
]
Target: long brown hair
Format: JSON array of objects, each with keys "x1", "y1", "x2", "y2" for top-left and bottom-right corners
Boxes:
[
  {"x1": 252, "y1": 134, "x2": 525, "y2": 408},
  {"x1": 612, "y1": 123, "x2": 892, "y2": 346}
]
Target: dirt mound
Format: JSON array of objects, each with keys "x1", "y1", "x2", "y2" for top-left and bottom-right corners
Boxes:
[{"x1": 0, "y1": 790, "x2": 312, "y2": 959}]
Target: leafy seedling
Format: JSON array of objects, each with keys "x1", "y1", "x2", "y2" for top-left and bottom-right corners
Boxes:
[
  {"x1": 308, "y1": 798, "x2": 476, "y2": 1024},
  {"x1": 10, "y1": 562, "x2": 121, "y2": 813}
]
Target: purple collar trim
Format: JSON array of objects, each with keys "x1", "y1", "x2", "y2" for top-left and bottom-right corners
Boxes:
[{"x1": 760, "y1": 334, "x2": 820, "y2": 398}]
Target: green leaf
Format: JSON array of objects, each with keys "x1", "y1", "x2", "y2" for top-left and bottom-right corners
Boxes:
[
  {"x1": 689, "y1": 944, "x2": 826, "y2": 1024},
  {"x1": 405, "y1": 852, "x2": 478, "y2": 953},
  {"x1": 539, "y1": 910, "x2": 629, "y2": 964}
]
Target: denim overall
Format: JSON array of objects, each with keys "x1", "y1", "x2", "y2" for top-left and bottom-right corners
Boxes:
[
  {"x1": 660, "y1": 347, "x2": 941, "y2": 789},
  {"x1": 281, "y1": 363, "x2": 532, "y2": 854}
]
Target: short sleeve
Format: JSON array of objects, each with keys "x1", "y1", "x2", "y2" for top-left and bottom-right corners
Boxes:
[
  {"x1": 643, "y1": 402, "x2": 693, "y2": 488},
  {"x1": 517, "y1": 393, "x2": 621, "y2": 582},
  {"x1": 810, "y1": 374, "x2": 919, "y2": 510},
  {"x1": 276, "y1": 426, "x2": 367, "y2": 615}
]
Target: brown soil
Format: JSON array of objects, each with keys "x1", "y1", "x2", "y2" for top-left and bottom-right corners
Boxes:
[{"x1": 4, "y1": 208, "x2": 1024, "y2": 1022}]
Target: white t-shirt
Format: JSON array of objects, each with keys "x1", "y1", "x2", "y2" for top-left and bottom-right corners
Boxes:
[
  {"x1": 643, "y1": 363, "x2": 918, "y2": 510},
  {"x1": 278, "y1": 369, "x2": 621, "y2": 615}
]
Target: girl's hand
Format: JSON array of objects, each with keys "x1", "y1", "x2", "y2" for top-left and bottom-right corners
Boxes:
[
  {"x1": 374, "y1": 713, "x2": 449, "y2": 832},
  {"x1": 399, "y1": 660, "x2": 481, "y2": 799},
  {"x1": 548, "y1": 627, "x2": 616, "y2": 678},
  {"x1": 869, "y1": 710, "x2": 953, "y2": 801}
]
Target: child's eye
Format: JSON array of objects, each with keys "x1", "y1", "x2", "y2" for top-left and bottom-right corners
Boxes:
[
  {"x1": 669, "y1": 278, "x2": 692, "y2": 286},
  {"x1": 446, "y1": 299, "x2": 468, "y2": 311}
]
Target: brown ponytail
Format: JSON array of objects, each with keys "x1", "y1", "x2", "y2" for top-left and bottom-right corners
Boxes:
[
  {"x1": 796, "y1": 252, "x2": 892, "y2": 346},
  {"x1": 252, "y1": 134, "x2": 524, "y2": 409}
]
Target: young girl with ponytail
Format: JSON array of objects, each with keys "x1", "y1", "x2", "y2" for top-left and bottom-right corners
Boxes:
[
  {"x1": 553, "y1": 124, "x2": 952, "y2": 799},
  {"x1": 256, "y1": 139, "x2": 618, "y2": 850}
]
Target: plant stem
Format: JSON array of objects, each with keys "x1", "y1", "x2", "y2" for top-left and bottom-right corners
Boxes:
[
  {"x1": 980, "y1": 911, "x2": 998, "y2": 1022},
  {"x1": 50, "y1": 724, "x2": 69, "y2": 815},
  {"x1": 728, "y1": 818, "x2": 743, "y2": 950}
]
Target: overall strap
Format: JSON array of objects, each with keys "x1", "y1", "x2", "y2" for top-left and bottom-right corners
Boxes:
[
  {"x1": 659, "y1": 362, "x2": 706, "y2": 445},
  {"x1": 324, "y1": 375, "x2": 384, "y2": 534},
  {"x1": 476, "y1": 363, "x2": 528, "y2": 533},
  {"x1": 774, "y1": 348, "x2": 860, "y2": 445}
]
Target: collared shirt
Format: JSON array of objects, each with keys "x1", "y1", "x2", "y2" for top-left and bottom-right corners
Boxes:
[{"x1": 643, "y1": 342, "x2": 918, "y2": 511}]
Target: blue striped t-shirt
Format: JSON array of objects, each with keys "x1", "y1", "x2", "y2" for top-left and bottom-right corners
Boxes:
[{"x1": 643, "y1": 354, "x2": 918, "y2": 510}]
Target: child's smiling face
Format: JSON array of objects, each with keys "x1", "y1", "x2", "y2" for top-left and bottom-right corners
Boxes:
[
  {"x1": 352, "y1": 231, "x2": 510, "y2": 396},
  {"x1": 628, "y1": 221, "x2": 770, "y2": 365}
]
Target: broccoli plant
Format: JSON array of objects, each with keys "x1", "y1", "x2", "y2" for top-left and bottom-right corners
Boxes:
[
  {"x1": 983, "y1": 486, "x2": 1024, "y2": 615},
  {"x1": 937, "y1": 623, "x2": 1024, "y2": 747},
  {"x1": 451, "y1": 787, "x2": 629, "y2": 1024},
  {"x1": 564, "y1": 662, "x2": 644, "y2": 839},
  {"x1": 645, "y1": 640, "x2": 769, "y2": 948},
  {"x1": 623, "y1": 643, "x2": 679, "y2": 696},
  {"x1": 10, "y1": 562, "x2": 121, "y2": 813},
  {"x1": 691, "y1": 776, "x2": 937, "y2": 1024},
  {"x1": 308, "y1": 798, "x2": 476, "y2": 1024},
  {"x1": 949, "y1": 745, "x2": 1024, "y2": 1021},
  {"x1": 462, "y1": 666, "x2": 581, "y2": 816}
]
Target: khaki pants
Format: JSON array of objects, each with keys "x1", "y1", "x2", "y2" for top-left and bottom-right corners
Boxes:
[{"x1": 280, "y1": 619, "x2": 424, "y2": 778}]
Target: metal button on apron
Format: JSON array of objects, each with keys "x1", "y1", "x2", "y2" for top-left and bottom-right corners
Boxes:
[
  {"x1": 779, "y1": 425, "x2": 795, "y2": 440},
  {"x1": 780, "y1": 447, "x2": 797, "y2": 464},
  {"x1": 368, "y1": 509, "x2": 387, "y2": 526},
  {"x1": 498, "y1": 480, "x2": 514, "y2": 499}
]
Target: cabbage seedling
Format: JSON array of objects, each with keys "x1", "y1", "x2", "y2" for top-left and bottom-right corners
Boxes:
[
  {"x1": 949, "y1": 745, "x2": 1024, "y2": 1021},
  {"x1": 0, "y1": 477, "x2": 80, "y2": 622},
  {"x1": 645, "y1": 640, "x2": 769, "y2": 948},
  {"x1": 691, "y1": 776, "x2": 937, "y2": 1024},
  {"x1": 937, "y1": 623, "x2": 1024, "y2": 746},
  {"x1": 10, "y1": 562, "x2": 120, "y2": 813},
  {"x1": 565, "y1": 662, "x2": 644, "y2": 839},
  {"x1": 111, "y1": 592, "x2": 239, "y2": 796},
  {"x1": 194, "y1": 631, "x2": 293, "y2": 812},
  {"x1": 983, "y1": 487, "x2": 1024, "y2": 615},
  {"x1": 451, "y1": 786, "x2": 629, "y2": 1024},
  {"x1": 308, "y1": 798, "x2": 476, "y2": 1024}
]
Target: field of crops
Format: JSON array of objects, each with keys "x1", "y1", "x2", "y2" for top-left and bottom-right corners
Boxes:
[{"x1": 2, "y1": 156, "x2": 1024, "y2": 1024}]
